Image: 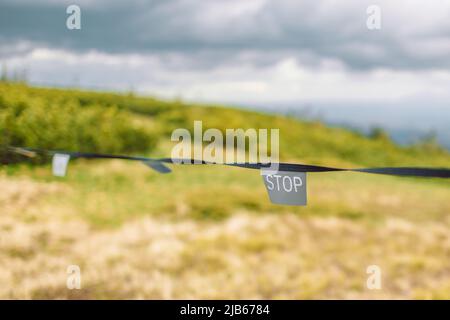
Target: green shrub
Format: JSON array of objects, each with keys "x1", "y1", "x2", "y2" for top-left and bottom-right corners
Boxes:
[{"x1": 0, "y1": 83, "x2": 158, "y2": 163}]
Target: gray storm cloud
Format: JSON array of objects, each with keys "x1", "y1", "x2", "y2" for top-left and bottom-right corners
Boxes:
[{"x1": 1, "y1": 0, "x2": 450, "y2": 70}]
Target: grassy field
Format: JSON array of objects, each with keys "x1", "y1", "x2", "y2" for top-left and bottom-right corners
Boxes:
[{"x1": 0, "y1": 83, "x2": 449, "y2": 299}]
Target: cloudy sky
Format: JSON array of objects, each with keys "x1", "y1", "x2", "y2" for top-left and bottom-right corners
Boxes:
[{"x1": 1, "y1": 0, "x2": 450, "y2": 144}]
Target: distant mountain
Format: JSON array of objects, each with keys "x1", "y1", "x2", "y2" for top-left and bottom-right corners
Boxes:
[{"x1": 255, "y1": 102, "x2": 450, "y2": 150}]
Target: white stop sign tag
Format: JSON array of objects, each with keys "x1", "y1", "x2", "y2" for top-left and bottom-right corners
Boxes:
[{"x1": 261, "y1": 169, "x2": 307, "y2": 206}]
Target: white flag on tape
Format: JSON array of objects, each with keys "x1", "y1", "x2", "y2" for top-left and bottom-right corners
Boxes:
[{"x1": 52, "y1": 153, "x2": 70, "y2": 177}]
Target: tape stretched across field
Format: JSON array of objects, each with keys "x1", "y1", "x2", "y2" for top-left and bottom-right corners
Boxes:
[{"x1": 8, "y1": 146, "x2": 450, "y2": 206}]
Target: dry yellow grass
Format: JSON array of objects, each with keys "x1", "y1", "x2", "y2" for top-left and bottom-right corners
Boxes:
[
  {"x1": 1, "y1": 212, "x2": 449, "y2": 299},
  {"x1": 0, "y1": 161, "x2": 449, "y2": 299}
]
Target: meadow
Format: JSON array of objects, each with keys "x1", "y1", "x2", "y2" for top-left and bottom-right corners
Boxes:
[{"x1": 0, "y1": 82, "x2": 449, "y2": 299}]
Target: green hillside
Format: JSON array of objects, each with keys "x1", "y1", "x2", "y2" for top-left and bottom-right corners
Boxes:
[
  {"x1": 0, "y1": 82, "x2": 449, "y2": 299},
  {"x1": 1, "y1": 82, "x2": 449, "y2": 167}
]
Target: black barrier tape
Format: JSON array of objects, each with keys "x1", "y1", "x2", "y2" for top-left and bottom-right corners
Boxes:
[{"x1": 7, "y1": 146, "x2": 450, "y2": 178}]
